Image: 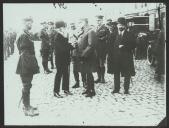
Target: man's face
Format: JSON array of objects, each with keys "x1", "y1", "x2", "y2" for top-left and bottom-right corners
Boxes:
[
  {"x1": 117, "y1": 24, "x2": 125, "y2": 31},
  {"x1": 25, "y1": 21, "x2": 33, "y2": 30},
  {"x1": 48, "y1": 24, "x2": 54, "y2": 30},
  {"x1": 78, "y1": 20, "x2": 85, "y2": 29},
  {"x1": 43, "y1": 23, "x2": 48, "y2": 29},
  {"x1": 97, "y1": 19, "x2": 103, "y2": 26}
]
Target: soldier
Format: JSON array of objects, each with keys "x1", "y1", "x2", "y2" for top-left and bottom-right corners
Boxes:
[
  {"x1": 48, "y1": 21, "x2": 55, "y2": 69},
  {"x1": 40, "y1": 21, "x2": 52, "y2": 74},
  {"x1": 107, "y1": 17, "x2": 136, "y2": 95},
  {"x1": 77, "y1": 18, "x2": 97, "y2": 97},
  {"x1": 3, "y1": 31, "x2": 8, "y2": 60},
  {"x1": 9, "y1": 31, "x2": 15, "y2": 55},
  {"x1": 53, "y1": 21, "x2": 74, "y2": 98},
  {"x1": 69, "y1": 23, "x2": 87, "y2": 88},
  {"x1": 16, "y1": 17, "x2": 39, "y2": 116},
  {"x1": 95, "y1": 15, "x2": 110, "y2": 83}
]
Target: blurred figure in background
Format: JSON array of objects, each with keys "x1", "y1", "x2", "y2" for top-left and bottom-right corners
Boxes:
[
  {"x1": 95, "y1": 15, "x2": 110, "y2": 84},
  {"x1": 40, "y1": 21, "x2": 52, "y2": 74},
  {"x1": 48, "y1": 21, "x2": 55, "y2": 69}
]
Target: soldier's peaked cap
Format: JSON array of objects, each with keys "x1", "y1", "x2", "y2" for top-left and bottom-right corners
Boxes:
[
  {"x1": 23, "y1": 16, "x2": 33, "y2": 22},
  {"x1": 96, "y1": 15, "x2": 104, "y2": 19}
]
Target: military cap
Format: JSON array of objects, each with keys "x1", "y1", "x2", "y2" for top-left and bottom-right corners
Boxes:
[
  {"x1": 79, "y1": 18, "x2": 88, "y2": 22},
  {"x1": 55, "y1": 21, "x2": 66, "y2": 28},
  {"x1": 107, "y1": 19, "x2": 112, "y2": 22},
  {"x1": 96, "y1": 15, "x2": 104, "y2": 19},
  {"x1": 48, "y1": 21, "x2": 54, "y2": 25},
  {"x1": 40, "y1": 21, "x2": 47, "y2": 25},
  {"x1": 117, "y1": 17, "x2": 126, "y2": 26},
  {"x1": 23, "y1": 16, "x2": 33, "y2": 22}
]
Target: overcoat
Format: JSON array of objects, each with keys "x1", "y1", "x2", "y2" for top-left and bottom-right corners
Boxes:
[
  {"x1": 53, "y1": 32, "x2": 74, "y2": 67},
  {"x1": 95, "y1": 24, "x2": 109, "y2": 59},
  {"x1": 77, "y1": 26, "x2": 98, "y2": 73},
  {"x1": 16, "y1": 30, "x2": 39, "y2": 75},
  {"x1": 40, "y1": 28, "x2": 50, "y2": 55},
  {"x1": 107, "y1": 30, "x2": 136, "y2": 77}
]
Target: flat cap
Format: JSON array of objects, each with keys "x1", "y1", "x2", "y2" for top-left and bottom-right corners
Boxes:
[
  {"x1": 23, "y1": 16, "x2": 33, "y2": 22},
  {"x1": 96, "y1": 15, "x2": 104, "y2": 19},
  {"x1": 55, "y1": 21, "x2": 66, "y2": 28},
  {"x1": 117, "y1": 17, "x2": 126, "y2": 26}
]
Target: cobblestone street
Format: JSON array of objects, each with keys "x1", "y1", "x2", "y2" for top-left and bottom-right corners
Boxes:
[{"x1": 4, "y1": 42, "x2": 166, "y2": 126}]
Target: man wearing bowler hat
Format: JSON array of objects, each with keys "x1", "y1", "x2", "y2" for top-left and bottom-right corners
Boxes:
[
  {"x1": 95, "y1": 15, "x2": 110, "y2": 84},
  {"x1": 40, "y1": 21, "x2": 52, "y2": 74},
  {"x1": 107, "y1": 17, "x2": 136, "y2": 94}
]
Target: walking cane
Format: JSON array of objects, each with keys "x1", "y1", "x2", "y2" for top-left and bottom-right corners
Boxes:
[{"x1": 18, "y1": 95, "x2": 23, "y2": 108}]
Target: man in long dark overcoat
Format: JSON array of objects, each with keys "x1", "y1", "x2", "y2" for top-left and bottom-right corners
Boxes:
[
  {"x1": 77, "y1": 18, "x2": 97, "y2": 97},
  {"x1": 107, "y1": 17, "x2": 136, "y2": 94}
]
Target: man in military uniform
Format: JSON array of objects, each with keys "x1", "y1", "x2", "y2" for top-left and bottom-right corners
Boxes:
[
  {"x1": 40, "y1": 21, "x2": 52, "y2": 74},
  {"x1": 69, "y1": 23, "x2": 87, "y2": 88},
  {"x1": 76, "y1": 18, "x2": 97, "y2": 97},
  {"x1": 95, "y1": 15, "x2": 110, "y2": 83},
  {"x1": 16, "y1": 17, "x2": 39, "y2": 116},
  {"x1": 48, "y1": 21, "x2": 55, "y2": 69},
  {"x1": 107, "y1": 17, "x2": 136, "y2": 94}
]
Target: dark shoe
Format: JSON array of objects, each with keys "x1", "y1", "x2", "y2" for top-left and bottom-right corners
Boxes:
[
  {"x1": 94, "y1": 78, "x2": 101, "y2": 83},
  {"x1": 124, "y1": 90, "x2": 130, "y2": 94},
  {"x1": 51, "y1": 66, "x2": 54, "y2": 69},
  {"x1": 54, "y1": 92, "x2": 63, "y2": 98},
  {"x1": 85, "y1": 92, "x2": 95, "y2": 98},
  {"x1": 72, "y1": 83, "x2": 80, "y2": 88},
  {"x1": 111, "y1": 90, "x2": 120, "y2": 94},
  {"x1": 64, "y1": 91, "x2": 73, "y2": 95},
  {"x1": 82, "y1": 90, "x2": 89, "y2": 95}
]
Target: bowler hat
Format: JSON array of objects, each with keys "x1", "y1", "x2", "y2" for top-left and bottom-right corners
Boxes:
[
  {"x1": 96, "y1": 15, "x2": 104, "y2": 19},
  {"x1": 117, "y1": 17, "x2": 126, "y2": 26},
  {"x1": 55, "y1": 21, "x2": 66, "y2": 28}
]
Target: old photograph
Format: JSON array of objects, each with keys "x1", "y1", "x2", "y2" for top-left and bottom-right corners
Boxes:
[{"x1": 3, "y1": 3, "x2": 166, "y2": 126}]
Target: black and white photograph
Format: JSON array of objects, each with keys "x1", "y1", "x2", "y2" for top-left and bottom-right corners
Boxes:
[{"x1": 3, "y1": 2, "x2": 166, "y2": 126}]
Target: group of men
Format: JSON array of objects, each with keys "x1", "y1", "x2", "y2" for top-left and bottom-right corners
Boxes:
[
  {"x1": 38, "y1": 15, "x2": 136, "y2": 98},
  {"x1": 3, "y1": 30, "x2": 17, "y2": 60},
  {"x1": 15, "y1": 15, "x2": 136, "y2": 116}
]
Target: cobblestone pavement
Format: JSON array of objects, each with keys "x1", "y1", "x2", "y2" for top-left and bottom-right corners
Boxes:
[{"x1": 4, "y1": 42, "x2": 166, "y2": 126}]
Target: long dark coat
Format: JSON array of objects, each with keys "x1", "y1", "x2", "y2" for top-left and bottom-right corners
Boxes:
[
  {"x1": 16, "y1": 30, "x2": 39, "y2": 75},
  {"x1": 40, "y1": 28, "x2": 50, "y2": 55},
  {"x1": 95, "y1": 24, "x2": 109, "y2": 59},
  {"x1": 107, "y1": 30, "x2": 136, "y2": 77},
  {"x1": 53, "y1": 32, "x2": 74, "y2": 67},
  {"x1": 77, "y1": 26, "x2": 98, "y2": 73}
]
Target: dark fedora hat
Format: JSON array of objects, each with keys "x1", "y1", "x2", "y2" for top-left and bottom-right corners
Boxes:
[
  {"x1": 96, "y1": 15, "x2": 104, "y2": 19},
  {"x1": 117, "y1": 17, "x2": 126, "y2": 26},
  {"x1": 40, "y1": 21, "x2": 47, "y2": 25},
  {"x1": 55, "y1": 21, "x2": 66, "y2": 28}
]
